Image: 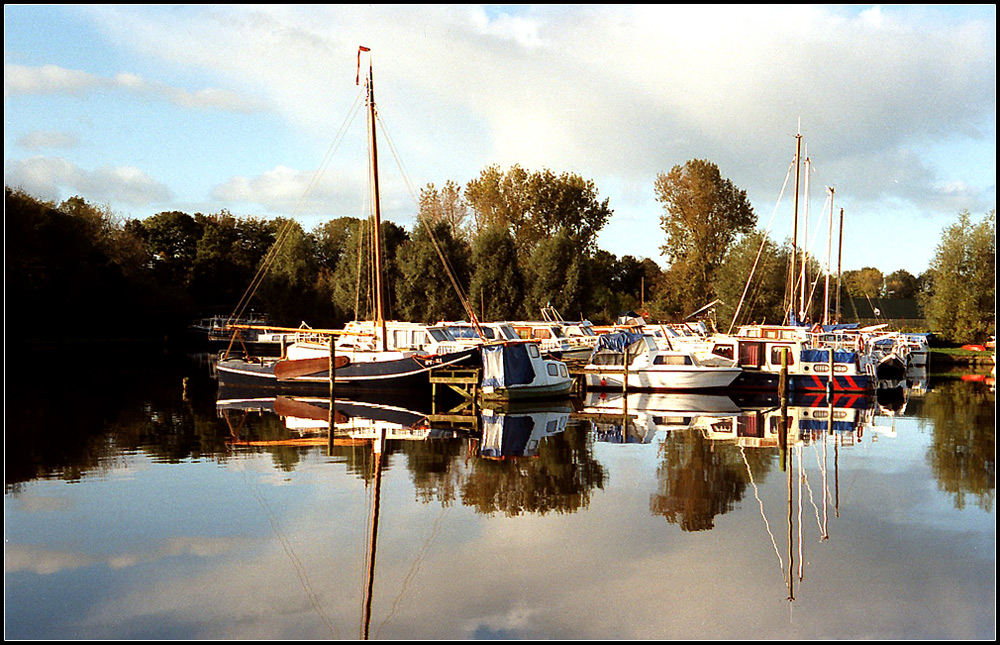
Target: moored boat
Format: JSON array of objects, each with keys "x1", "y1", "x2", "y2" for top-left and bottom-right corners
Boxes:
[{"x1": 583, "y1": 331, "x2": 742, "y2": 392}]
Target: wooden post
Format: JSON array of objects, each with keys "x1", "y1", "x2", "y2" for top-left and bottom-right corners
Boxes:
[
  {"x1": 827, "y1": 347, "x2": 835, "y2": 398},
  {"x1": 328, "y1": 335, "x2": 336, "y2": 454},
  {"x1": 779, "y1": 346, "x2": 789, "y2": 473}
]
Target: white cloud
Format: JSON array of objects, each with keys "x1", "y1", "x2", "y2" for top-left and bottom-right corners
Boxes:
[
  {"x1": 4, "y1": 63, "x2": 265, "y2": 112},
  {"x1": 4, "y1": 156, "x2": 173, "y2": 206},
  {"x1": 17, "y1": 130, "x2": 80, "y2": 150}
]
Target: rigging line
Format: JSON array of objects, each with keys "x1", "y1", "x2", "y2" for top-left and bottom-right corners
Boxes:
[
  {"x1": 236, "y1": 463, "x2": 339, "y2": 639},
  {"x1": 810, "y1": 441, "x2": 831, "y2": 538},
  {"x1": 375, "y1": 502, "x2": 450, "y2": 639},
  {"x1": 229, "y1": 89, "x2": 366, "y2": 323},
  {"x1": 728, "y1": 157, "x2": 795, "y2": 334},
  {"x1": 375, "y1": 112, "x2": 483, "y2": 332},
  {"x1": 797, "y1": 444, "x2": 804, "y2": 582},
  {"x1": 740, "y1": 446, "x2": 786, "y2": 583}
]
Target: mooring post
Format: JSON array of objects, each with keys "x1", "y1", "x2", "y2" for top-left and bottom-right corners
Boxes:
[{"x1": 328, "y1": 334, "x2": 336, "y2": 454}]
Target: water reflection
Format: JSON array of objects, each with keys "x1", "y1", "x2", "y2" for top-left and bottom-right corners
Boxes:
[{"x1": 4, "y1": 350, "x2": 995, "y2": 638}]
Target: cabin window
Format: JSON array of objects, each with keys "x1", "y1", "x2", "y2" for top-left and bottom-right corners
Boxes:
[
  {"x1": 528, "y1": 344, "x2": 540, "y2": 358},
  {"x1": 532, "y1": 329, "x2": 552, "y2": 340},
  {"x1": 654, "y1": 354, "x2": 692, "y2": 366},
  {"x1": 393, "y1": 330, "x2": 410, "y2": 349},
  {"x1": 834, "y1": 364, "x2": 848, "y2": 373},
  {"x1": 769, "y1": 347, "x2": 794, "y2": 365},
  {"x1": 559, "y1": 364, "x2": 568, "y2": 378},
  {"x1": 547, "y1": 364, "x2": 559, "y2": 376},
  {"x1": 428, "y1": 328, "x2": 449, "y2": 343},
  {"x1": 592, "y1": 352, "x2": 624, "y2": 366},
  {"x1": 815, "y1": 364, "x2": 830, "y2": 373},
  {"x1": 713, "y1": 345, "x2": 734, "y2": 360}
]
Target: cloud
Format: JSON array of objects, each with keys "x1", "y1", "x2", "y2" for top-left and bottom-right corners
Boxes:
[
  {"x1": 4, "y1": 156, "x2": 173, "y2": 207},
  {"x1": 4, "y1": 63, "x2": 265, "y2": 113},
  {"x1": 17, "y1": 130, "x2": 81, "y2": 150}
]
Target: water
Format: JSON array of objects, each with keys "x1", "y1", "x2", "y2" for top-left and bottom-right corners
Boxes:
[{"x1": 4, "y1": 347, "x2": 995, "y2": 639}]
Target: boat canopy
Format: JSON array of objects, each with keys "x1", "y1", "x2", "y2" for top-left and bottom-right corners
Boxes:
[
  {"x1": 800, "y1": 348, "x2": 858, "y2": 364},
  {"x1": 482, "y1": 344, "x2": 537, "y2": 388},
  {"x1": 594, "y1": 330, "x2": 645, "y2": 353}
]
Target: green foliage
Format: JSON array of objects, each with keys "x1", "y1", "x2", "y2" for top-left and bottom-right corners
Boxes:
[
  {"x1": 842, "y1": 266, "x2": 884, "y2": 299},
  {"x1": 468, "y1": 224, "x2": 525, "y2": 321},
  {"x1": 464, "y1": 164, "x2": 612, "y2": 261},
  {"x1": 394, "y1": 219, "x2": 471, "y2": 323},
  {"x1": 523, "y1": 230, "x2": 592, "y2": 320},
  {"x1": 714, "y1": 229, "x2": 790, "y2": 330},
  {"x1": 654, "y1": 159, "x2": 756, "y2": 314},
  {"x1": 919, "y1": 210, "x2": 996, "y2": 344}
]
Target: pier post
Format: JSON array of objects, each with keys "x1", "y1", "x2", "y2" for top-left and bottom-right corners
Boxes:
[
  {"x1": 779, "y1": 347, "x2": 789, "y2": 472},
  {"x1": 328, "y1": 335, "x2": 336, "y2": 454}
]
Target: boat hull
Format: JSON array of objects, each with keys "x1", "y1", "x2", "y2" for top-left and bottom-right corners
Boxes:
[
  {"x1": 729, "y1": 370, "x2": 869, "y2": 393},
  {"x1": 583, "y1": 366, "x2": 742, "y2": 392},
  {"x1": 217, "y1": 348, "x2": 479, "y2": 396}
]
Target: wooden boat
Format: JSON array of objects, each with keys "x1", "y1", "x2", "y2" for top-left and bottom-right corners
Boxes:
[{"x1": 216, "y1": 52, "x2": 479, "y2": 395}]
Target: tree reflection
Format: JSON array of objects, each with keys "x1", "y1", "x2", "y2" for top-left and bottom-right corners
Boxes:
[
  {"x1": 461, "y1": 423, "x2": 606, "y2": 517},
  {"x1": 923, "y1": 379, "x2": 996, "y2": 512},
  {"x1": 650, "y1": 428, "x2": 774, "y2": 531}
]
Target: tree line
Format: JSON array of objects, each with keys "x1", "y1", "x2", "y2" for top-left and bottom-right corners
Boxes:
[{"x1": 5, "y1": 160, "x2": 994, "y2": 345}]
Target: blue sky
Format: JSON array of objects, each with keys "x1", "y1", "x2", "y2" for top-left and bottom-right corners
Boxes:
[{"x1": 4, "y1": 5, "x2": 995, "y2": 276}]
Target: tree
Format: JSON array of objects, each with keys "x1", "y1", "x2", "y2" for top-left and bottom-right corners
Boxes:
[
  {"x1": 140, "y1": 211, "x2": 203, "y2": 288},
  {"x1": 464, "y1": 164, "x2": 612, "y2": 261},
  {"x1": 419, "y1": 181, "x2": 471, "y2": 240},
  {"x1": 714, "y1": 229, "x2": 790, "y2": 330},
  {"x1": 919, "y1": 210, "x2": 996, "y2": 344},
  {"x1": 654, "y1": 159, "x2": 756, "y2": 314},
  {"x1": 523, "y1": 229, "x2": 592, "y2": 320},
  {"x1": 842, "y1": 267, "x2": 884, "y2": 299},
  {"x1": 394, "y1": 219, "x2": 471, "y2": 323},
  {"x1": 468, "y1": 224, "x2": 524, "y2": 321},
  {"x1": 884, "y1": 269, "x2": 919, "y2": 299}
]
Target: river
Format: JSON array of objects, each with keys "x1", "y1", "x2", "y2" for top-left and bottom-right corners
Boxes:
[{"x1": 4, "y1": 345, "x2": 995, "y2": 639}]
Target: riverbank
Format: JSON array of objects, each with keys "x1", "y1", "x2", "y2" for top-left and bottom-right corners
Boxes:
[{"x1": 930, "y1": 347, "x2": 996, "y2": 368}]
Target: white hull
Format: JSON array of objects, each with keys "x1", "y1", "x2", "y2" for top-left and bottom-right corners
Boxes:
[{"x1": 584, "y1": 366, "x2": 741, "y2": 391}]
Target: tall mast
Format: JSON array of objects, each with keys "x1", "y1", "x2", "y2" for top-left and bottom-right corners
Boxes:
[
  {"x1": 835, "y1": 208, "x2": 844, "y2": 323},
  {"x1": 823, "y1": 186, "x2": 835, "y2": 325},
  {"x1": 361, "y1": 47, "x2": 387, "y2": 350},
  {"x1": 789, "y1": 132, "x2": 802, "y2": 324},
  {"x1": 799, "y1": 150, "x2": 810, "y2": 323}
]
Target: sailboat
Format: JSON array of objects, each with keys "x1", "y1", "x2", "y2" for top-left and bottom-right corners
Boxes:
[{"x1": 216, "y1": 49, "x2": 479, "y2": 396}]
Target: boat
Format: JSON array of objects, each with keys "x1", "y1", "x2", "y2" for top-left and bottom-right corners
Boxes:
[
  {"x1": 705, "y1": 324, "x2": 870, "y2": 393},
  {"x1": 582, "y1": 330, "x2": 742, "y2": 392},
  {"x1": 478, "y1": 405, "x2": 571, "y2": 459},
  {"x1": 508, "y1": 306, "x2": 600, "y2": 361},
  {"x1": 216, "y1": 50, "x2": 479, "y2": 396},
  {"x1": 480, "y1": 341, "x2": 573, "y2": 401}
]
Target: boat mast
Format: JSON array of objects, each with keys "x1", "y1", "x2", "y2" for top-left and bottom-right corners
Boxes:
[
  {"x1": 360, "y1": 47, "x2": 387, "y2": 351},
  {"x1": 789, "y1": 132, "x2": 803, "y2": 324},
  {"x1": 823, "y1": 186, "x2": 835, "y2": 325},
  {"x1": 799, "y1": 149, "x2": 810, "y2": 323},
  {"x1": 835, "y1": 208, "x2": 844, "y2": 323}
]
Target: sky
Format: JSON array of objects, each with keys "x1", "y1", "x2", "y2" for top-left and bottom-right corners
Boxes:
[{"x1": 4, "y1": 5, "x2": 996, "y2": 277}]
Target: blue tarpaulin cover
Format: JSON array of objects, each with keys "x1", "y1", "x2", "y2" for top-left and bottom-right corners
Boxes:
[
  {"x1": 594, "y1": 331, "x2": 645, "y2": 353},
  {"x1": 482, "y1": 344, "x2": 536, "y2": 388},
  {"x1": 799, "y1": 348, "x2": 857, "y2": 364}
]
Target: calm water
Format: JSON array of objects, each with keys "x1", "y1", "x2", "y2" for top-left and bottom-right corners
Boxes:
[{"x1": 4, "y1": 346, "x2": 995, "y2": 639}]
